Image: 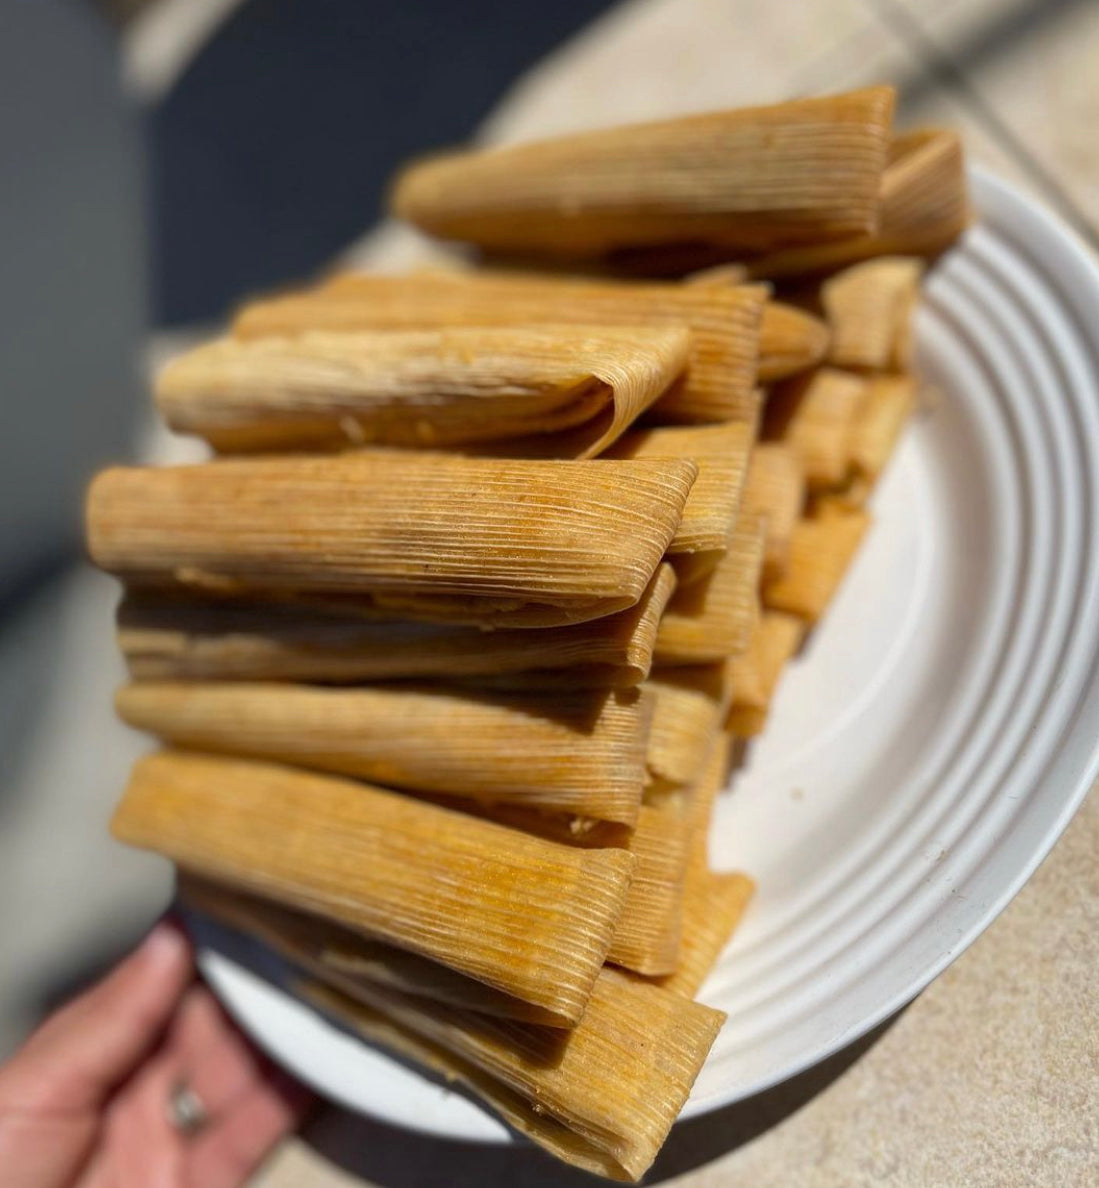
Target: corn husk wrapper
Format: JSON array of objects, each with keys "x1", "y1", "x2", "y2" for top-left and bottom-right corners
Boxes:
[
  {"x1": 745, "y1": 128, "x2": 968, "y2": 278},
  {"x1": 851, "y1": 374, "x2": 918, "y2": 481},
  {"x1": 86, "y1": 452, "x2": 695, "y2": 628},
  {"x1": 117, "y1": 564, "x2": 676, "y2": 688},
  {"x1": 726, "y1": 612, "x2": 807, "y2": 737},
  {"x1": 684, "y1": 263, "x2": 749, "y2": 286},
  {"x1": 606, "y1": 421, "x2": 754, "y2": 576},
  {"x1": 685, "y1": 734, "x2": 735, "y2": 851},
  {"x1": 178, "y1": 873, "x2": 560, "y2": 1024},
  {"x1": 758, "y1": 302, "x2": 831, "y2": 382},
  {"x1": 234, "y1": 271, "x2": 767, "y2": 424},
  {"x1": 765, "y1": 367, "x2": 868, "y2": 490},
  {"x1": 821, "y1": 257, "x2": 923, "y2": 372},
  {"x1": 654, "y1": 862, "x2": 756, "y2": 1000},
  {"x1": 299, "y1": 964, "x2": 725, "y2": 1182},
  {"x1": 763, "y1": 508, "x2": 871, "y2": 622},
  {"x1": 391, "y1": 88, "x2": 895, "y2": 258},
  {"x1": 742, "y1": 443, "x2": 806, "y2": 580},
  {"x1": 115, "y1": 682, "x2": 651, "y2": 828},
  {"x1": 154, "y1": 324, "x2": 689, "y2": 458},
  {"x1": 655, "y1": 512, "x2": 765, "y2": 664},
  {"x1": 646, "y1": 665, "x2": 730, "y2": 789},
  {"x1": 112, "y1": 752, "x2": 635, "y2": 1022}
]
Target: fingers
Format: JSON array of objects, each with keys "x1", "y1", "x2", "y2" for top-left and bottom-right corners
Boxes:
[
  {"x1": 186, "y1": 1072, "x2": 312, "y2": 1188},
  {"x1": 165, "y1": 986, "x2": 263, "y2": 1117},
  {"x1": 0, "y1": 918, "x2": 193, "y2": 1114}
]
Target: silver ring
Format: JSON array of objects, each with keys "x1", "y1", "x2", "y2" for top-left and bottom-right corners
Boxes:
[{"x1": 167, "y1": 1078, "x2": 209, "y2": 1136}]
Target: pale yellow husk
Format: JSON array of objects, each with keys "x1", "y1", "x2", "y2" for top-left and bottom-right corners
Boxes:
[
  {"x1": 390, "y1": 88, "x2": 895, "y2": 258},
  {"x1": 850, "y1": 374, "x2": 918, "y2": 480},
  {"x1": 115, "y1": 682, "x2": 651, "y2": 827},
  {"x1": 742, "y1": 443, "x2": 806, "y2": 580},
  {"x1": 117, "y1": 563, "x2": 675, "y2": 687},
  {"x1": 821, "y1": 258, "x2": 923, "y2": 372},
  {"x1": 763, "y1": 509, "x2": 871, "y2": 621},
  {"x1": 86, "y1": 452, "x2": 695, "y2": 628},
  {"x1": 111, "y1": 752, "x2": 634, "y2": 1022},
  {"x1": 178, "y1": 873, "x2": 561, "y2": 1024},
  {"x1": 155, "y1": 324, "x2": 689, "y2": 457},
  {"x1": 233, "y1": 270, "x2": 767, "y2": 423},
  {"x1": 655, "y1": 511, "x2": 765, "y2": 664},
  {"x1": 299, "y1": 964, "x2": 725, "y2": 1182},
  {"x1": 745, "y1": 128, "x2": 968, "y2": 278},
  {"x1": 646, "y1": 664, "x2": 730, "y2": 789},
  {"x1": 765, "y1": 367, "x2": 868, "y2": 489},
  {"x1": 725, "y1": 612, "x2": 807, "y2": 737}
]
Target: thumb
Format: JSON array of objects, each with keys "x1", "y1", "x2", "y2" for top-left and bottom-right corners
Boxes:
[{"x1": 0, "y1": 918, "x2": 193, "y2": 1113}]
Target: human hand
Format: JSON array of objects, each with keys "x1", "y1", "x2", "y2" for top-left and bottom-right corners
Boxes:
[{"x1": 0, "y1": 918, "x2": 312, "y2": 1188}]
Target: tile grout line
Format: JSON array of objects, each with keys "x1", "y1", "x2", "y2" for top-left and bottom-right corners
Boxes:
[{"x1": 866, "y1": 0, "x2": 1099, "y2": 253}]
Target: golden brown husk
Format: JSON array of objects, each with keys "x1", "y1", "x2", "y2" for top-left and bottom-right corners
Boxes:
[
  {"x1": 299, "y1": 964, "x2": 726, "y2": 1182},
  {"x1": 646, "y1": 665, "x2": 730, "y2": 789},
  {"x1": 117, "y1": 564, "x2": 676, "y2": 687},
  {"x1": 115, "y1": 682, "x2": 651, "y2": 827},
  {"x1": 233, "y1": 271, "x2": 767, "y2": 423},
  {"x1": 765, "y1": 367, "x2": 868, "y2": 489},
  {"x1": 851, "y1": 374, "x2": 918, "y2": 481},
  {"x1": 744, "y1": 128, "x2": 968, "y2": 278},
  {"x1": 177, "y1": 873, "x2": 562, "y2": 1023},
  {"x1": 741, "y1": 443, "x2": 806, "y2": 580},
  {"x1": 390, "y1": 88, "x2": 895, "y2": 258},
  {"x1": 155, "y1": 324, "x2": 689, "y2": 458},
  {"x1": 110, "y1": 752, "x2": 635, "y2": 1022},
  {"x1": 763, "y1": 508, "x2": 871, "y2": 621},
  {"x1": 758, "y1": 302, "x2": 831, "y2": 382},
  {"x1": 726, "y1": 612, "x2": 807, "y2": 737},
  {"x1": 86, "y1": 452, "x2": 696, "y2": 628},
  {"x1": 655, "y1": 511, "x2": 765, "y2": 664},
  {"x1": 821, "y1": 258, "x2": 924, "y2": 372}
]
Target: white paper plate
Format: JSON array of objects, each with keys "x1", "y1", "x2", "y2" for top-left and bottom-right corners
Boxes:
[{"x1": 191, "y1": 168, "x2": 1099, "y2": 1137}]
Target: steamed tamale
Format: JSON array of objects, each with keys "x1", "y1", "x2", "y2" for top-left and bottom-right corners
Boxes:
[
  {"x1": 86, "y1": 452, "x2": 695, "y2": 628},
  {"x1": 763, "y1": 508, "x2": 870, "y2": 621},
  {"x1": 821, "y1": 257, "x2": 923, "y2": 372},
  {"x1": 646, "y1": 665, "x2": 729, "y2": 789},
  {"x1": 655, "y1": 512, "x2": 765, "y2": 664},
  {"x1": 741, "y1": 443, "x2": 806, "y2": 580},
  {"x1": 115, "y1": 681, "x2": 651, "y2": 827},
  {"x1": 745, "y1": 128, "x2": 968, "y2": 278},
  {"x1": 390, "y1": 89, "x2": 895, "y2": 258},
  {"x1": 850, "y1": 374, "x2": 918, "y2": 481},
  {"x1": 759, "y1": 303, "x2": 830, "y2": 382},
  {"x1": 765, "y1": 367, "x2": 868, "y2": 490},
  {"x1": 179, "y1": 873, "x2": 560, "y2": 1023},
  {"x1": 725, "y1": 611, "x2": 807, "y2": 737},
  {"x1": 111, "y1": 752, "x2": 634, "y2": 1022},
  {"x1": 156, "y1": 324, "x2": 688, "y2": 457},
  {"x1": 300, "y1": 965, "x2": 725, "y2": 1182},
  {"x1": 117, "y1": 564, "x2": 676, "y2": 687},
  {"x1": 233, "y1": 271, "x2": 766, "y2": 423}
]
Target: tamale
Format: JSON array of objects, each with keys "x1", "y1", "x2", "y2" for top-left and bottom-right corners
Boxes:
[
  {"x1": 685, "y1": 734, "x2": 734, "y2": 848},
  {"x1": 726, "y1": 611, "x2": 807, "y2": 737},
  {"x1": 741, "y1": 443, "x2": 806, "y2": 580},
  {"x1": 655, "y1": 512, "x2": 765, "y2": 664},
  {"x1": 763, "y1": 508, "x2": 870, "y2": 621},
  {"x1": 115, "y1": 682, "x2": 651, "y2": 828},
  {"x1": 655, "y1": 862, "x2": 755, "y2": 1000},
  {"x1": 117, "y1": 564, "x2": 676, "y2": 687},
  {"x1": 745, "y1": 128, "x2": 968, "y2": 278},
  {"x1": 233, "y1": 271, "x2": 766, "y2": 423},
  {"x1": 390, "y1": 89, "x2": 895, "y2": 257},
  {"x1": 300, "y1": 965, "x2": 725, "y2": 1182},
  {"x1": 86, "y1": 452, "x2": 696, "y2": 628},
  {"x1": 111, "y1": 752, "x2": 634, "y2": 1022},
  {"x1": 155, "y1": 324, "x2": 688, "y2": 457},
  {"x1": 684, "y1": 263, "x2": 749, "y2": 286},
  {"x1": 758, "y1": 303, "x2": 830, "y2": 382},
  {"x1": 850, "y1": 374, "x2": 918, "y2": 481},
  {"x1": 646, "y1": 665, "x2": 729, "y2": 789},
  {"x1": 765, "y1": 367, "x2": 868, "y2": 490},
  {"x1": 821, "y1": 258, "x2": 923, "y2": 372},
  {"x1": 178, "y1": 873, "x2": 560, "y2": 1024},
  {"x1": 605, "y1": 421, "x2": 754, "y2": 575}
]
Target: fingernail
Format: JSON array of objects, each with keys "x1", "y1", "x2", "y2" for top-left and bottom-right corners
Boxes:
[{"x1": 140, "y1": 918, "x2": 191, "y2": 970}]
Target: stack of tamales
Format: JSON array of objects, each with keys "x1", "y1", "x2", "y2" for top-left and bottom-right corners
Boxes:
[{"x1": 85, "y1": 85, "x2": 965, "y2": 1180}]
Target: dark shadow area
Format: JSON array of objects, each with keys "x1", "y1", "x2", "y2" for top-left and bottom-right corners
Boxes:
[{"x1": 150, "y1": 0, "x2": 619, "y2": 326}]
